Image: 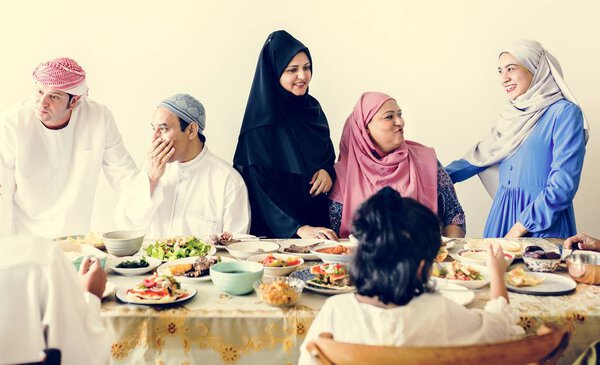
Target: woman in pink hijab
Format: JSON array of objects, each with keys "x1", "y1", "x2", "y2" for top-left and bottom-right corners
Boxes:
[{"x1": 329, "y1": 92, "x2": 465, "y2": 238}]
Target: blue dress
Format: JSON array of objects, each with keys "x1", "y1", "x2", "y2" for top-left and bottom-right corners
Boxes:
[{"x1": 446, "y1": 100, "x2": 585, "y2": 238}]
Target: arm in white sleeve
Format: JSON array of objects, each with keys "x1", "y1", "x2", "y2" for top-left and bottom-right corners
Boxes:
[
  {"x1": 0, "y1": 118, "x2": 16, "y2": 236},
  {"x1": 222, "y1": 180, "x2": 251, "y2": 234},
  {"x1": 44, "y1": 246, "x2": 111, "y2": 365},
  {"x1": 298, "y1": 302, "x2": 334, "y2": 365},
  {"x1": 113, "y1": 168, "x2": 165, "y2": 231},
  {"x1": 101, "y1": 109, "x2": 138, "y2": 194}
]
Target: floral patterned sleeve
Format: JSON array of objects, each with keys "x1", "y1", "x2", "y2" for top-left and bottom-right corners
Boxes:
[
  {"x1": 437, "y1": 160, "x2": 466, "y2": 232},
  {"x1": 328, "y1": 200, "x2": 343, "y2": 236}
]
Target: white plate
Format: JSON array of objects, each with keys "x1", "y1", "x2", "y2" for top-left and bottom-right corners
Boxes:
[
  {"x1": 451, "y1": 249, "x2": 515, "y2": 267},
  {"x1": 102, "y1": 281, "x2": 116, "y2": 298},
  {"x1": 431, "y1": 263, "x2": 490, "y2": 290},
  {"x1": 289, "y1": 268, "x2": 355, "y2": 295},
  {"x1": 156, "y1": 256, "x2": 236, "y2": 282},
  {"x1": 115, "y1": 285, "x2": 197, "y2": 306},
  {"x1": 434, "y1": 281, "x2": 475, "y2": 306},
  {"x1": 505, "y1": 272, "x2": 577, "y2": 296},
  {"x1": 226, "y1": 241, "x2": 280, "y2": 259},
  {"x1": 108, "y1": 256, "x2": 162, "y2": 276},
  {"x1": 277, "y1": 239, "x2": 337, "y2": 260}
]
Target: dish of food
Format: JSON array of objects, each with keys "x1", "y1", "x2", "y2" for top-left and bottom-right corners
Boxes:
[
  {"x1": 432, "y1": 262, "x2": 490, "y2": 289},
  {"x1": 206, "y1": 232, "x2": 256, "y2": 250},
  {"x1": 505, "y1": 267, "x2": 545, "y2": 287},
  {"x1": 505, "y1": 268, "x2": 576, "y2": 296},
  {"x1": 254, "y1": 277, "x2": 304, "y2": 307},
  {"x1": 116, "y1": 273, "x2": 196, "y2": 305},
  {"x1": 436, "y1": 246, "x2": 449, "y2": 263},
  {"x1": 157, "y1": 256, "x2": 236, "y2": 282},
  {"x1": 451, "y1": 249, "x2": 515, "y2": 267},
  {"x1": 54, "y1": 232, "x2": 105, "y2": 250},
  {"x1": 108, "y1": 256, "x2": 162, "y2": 276},
  {"x1": 290, "y1": 267, "x2": 355, "y2": 295},
  {"x1": 144, "y1": 236, "x2": 216, "y2": 261},
  {"x1": 464, "y1": 238, "x2": 523, "y2": 257},
  {"x1": 260, "y1": 254, "x2": 302, "y2": 267},
  {"x1": 310, "y1": 243, "x2": 357, "y2": 264},
  {"x1": 277, "y1": 239, "x2": 338, "y2": 260}
]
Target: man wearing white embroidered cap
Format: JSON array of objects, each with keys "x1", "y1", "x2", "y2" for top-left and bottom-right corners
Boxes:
[
  {"x1": 115, "y1": 94, "x2": 250, "y2": 238},
  {"x1": 0, "y1": 57, "x2": 138, "y2": 237}
]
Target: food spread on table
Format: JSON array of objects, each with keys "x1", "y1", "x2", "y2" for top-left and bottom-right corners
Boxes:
[
  {"x1": 506, "y1": 267, "x2": 545, "y2": 287},
  {"x1": 126, "y1": 273, "x2": 190, "y2": 303},
  {"x1": 260, "y1": 254, "x2": 301, "y2": 267},
  {"x1": 315, "y1": 245, "x2": 354, "y2": 255},
  {"x1": 145, "y1": 236, "x2": 212, "y2": 261},
  {"x1": 167, "y1": 256, "x2": 222, "y2": 278},
  {"x1": 207, "y1": 232, "x2": 240, "y2": 247},
  {"x1": 256, "y1": 280, "x2": 300, "y2": 306},
  {"x1": 433, "y1": 261, "x2": 483, "y2": 281},
  {"x1": 308, "y1": 263, "x2": 350, "y2": 288},
  {"x1": 116, "y1": 257, "x2": 149, "y2": 269}
]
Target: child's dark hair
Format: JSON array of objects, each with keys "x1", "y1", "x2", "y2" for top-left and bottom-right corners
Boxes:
[{"x1": 349, "y1": 187, "x2": 442, "y2": 306}]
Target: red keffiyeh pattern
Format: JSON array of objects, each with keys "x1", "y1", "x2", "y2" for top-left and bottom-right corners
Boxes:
[{"x1": 32, "y1": 57, "x2": 86, "y2": 91}]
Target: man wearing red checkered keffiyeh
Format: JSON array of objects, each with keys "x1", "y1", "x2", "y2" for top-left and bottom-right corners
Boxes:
[{"x1": 0, "y1": 57, "x2": 138, "y2": 237}]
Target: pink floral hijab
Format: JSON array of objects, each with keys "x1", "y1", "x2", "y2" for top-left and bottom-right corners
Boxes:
[{"x1": 329, "y1": 92, "x2": 438, "y2": 237}]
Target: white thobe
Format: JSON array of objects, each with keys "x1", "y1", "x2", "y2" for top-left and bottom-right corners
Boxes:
[
  {"x1": 0, "y1": 98, "x2": 137, "y2": 238},
  {"x1": 299, "y1": 292, "x2": 525, "y2": 365},
  {"x1": 0, "y1": 235, "x2": 110, "y2": 365},
  {"x1": 115, "y1": 146, "x2": 250, "y2": 239}
]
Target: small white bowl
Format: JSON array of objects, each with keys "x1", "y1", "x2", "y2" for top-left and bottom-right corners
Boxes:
[
  {"x1": 451, "y1": 249, "x2": 515, "y2": 267},
  {"x1": 247, "y1": 253, "x2": 304, "y2": 276},
  {"x1": 310, "y1": 243, "x2": 357, "y2": 264},
  {"x1": 226, "y1": 241, "x2": 280, "y2": 260},
  {"x1": 102, "y1": 230, "x2": 145, "y2": 257}
]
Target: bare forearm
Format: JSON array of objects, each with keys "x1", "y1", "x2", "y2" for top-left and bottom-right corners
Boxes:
[{"x1": 442, "y1": 224, "x2": 465, "y2": 238}]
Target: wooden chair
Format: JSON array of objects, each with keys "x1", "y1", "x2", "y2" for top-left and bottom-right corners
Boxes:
[{"x1": 306, "y1": 324, "x2": 571, "y2": 365}]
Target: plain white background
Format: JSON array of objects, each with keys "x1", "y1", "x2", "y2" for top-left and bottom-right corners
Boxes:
[{"x1": 1, "y1": 0, "x2": 598, "y2": 237}]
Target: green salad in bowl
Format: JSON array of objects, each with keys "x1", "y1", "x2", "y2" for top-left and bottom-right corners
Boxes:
[{"x1": 145, "y1": 236, "x2": 216, "y2": 261}]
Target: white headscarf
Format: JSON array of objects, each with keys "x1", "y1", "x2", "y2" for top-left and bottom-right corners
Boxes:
[{"x1": 464, "y1": 40, "x2": 589, "y2": 197}]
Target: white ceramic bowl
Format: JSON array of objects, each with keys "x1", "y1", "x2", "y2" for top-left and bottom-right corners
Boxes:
[
  {"x1": 247, "y1": 253, "x2": 304, "y2": 276},
  {"x1": 225, "y1": 241, "x2": 280, "y2": 260},
  {"x1": 451, "y1": 249, "x2": 515, "y2": 267},
  {"x1": 102, "y1": 230, "x2": 145, "y2": 257},
  {"x1": 310, "y1": 243, "x2": 357, "y2": 264},
  {"x1": 431, "y1": 262, "x2": 491, "y2": 289}
]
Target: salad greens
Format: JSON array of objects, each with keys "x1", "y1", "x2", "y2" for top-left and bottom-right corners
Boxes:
[
  {"x1": 116, "y1": 256, "x2": 149, "y2": 269},
  {"x1": 145, "y1": 236, "x2": 212, "y2": 261}
]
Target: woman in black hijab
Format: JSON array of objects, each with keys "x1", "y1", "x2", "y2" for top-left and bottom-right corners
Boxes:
[{"x1": 234, "y1": 30, "x2": 338, "y2": 240}]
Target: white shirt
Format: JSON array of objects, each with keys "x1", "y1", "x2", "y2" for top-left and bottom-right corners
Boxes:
[
  {"x1": 115, "y1": 146, "x2": 250, "y2": 239},
  {"x1": 0, "y1": 98, "x2": 137, "y2": 237},
  {"x1": 299, "y1": 292, "x2": 524, "y2": 365},
  {"x1": 0, "y1": 235, "x2": 110, "y2": 365}
]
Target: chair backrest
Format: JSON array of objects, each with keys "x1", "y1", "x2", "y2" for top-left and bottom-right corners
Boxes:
[{"x1": 306, "y1": 324, "x2": 571, "y2": 365}]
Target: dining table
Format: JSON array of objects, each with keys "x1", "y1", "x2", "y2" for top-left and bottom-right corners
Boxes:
[{"x1": 100, "y1": 238, "x2": 600, "y2": 365}]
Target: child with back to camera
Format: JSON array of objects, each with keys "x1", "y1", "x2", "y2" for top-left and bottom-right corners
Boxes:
[{"x1": 299, "y1": 187, "x2": 524, "y2": 364}]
